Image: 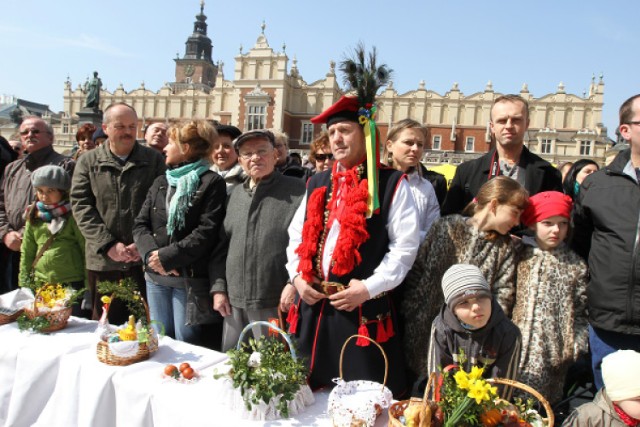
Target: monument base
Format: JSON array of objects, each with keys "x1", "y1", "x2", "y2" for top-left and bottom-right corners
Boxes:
[{"x1": 76, "y1": 108, "x2": 103, "y2": 126}]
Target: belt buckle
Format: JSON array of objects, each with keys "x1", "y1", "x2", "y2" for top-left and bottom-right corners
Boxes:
[{"x1": 322, "y1": 281, "x2": 345, "y2": 296}]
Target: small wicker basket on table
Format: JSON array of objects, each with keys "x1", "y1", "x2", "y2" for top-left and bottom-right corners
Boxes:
[{"x1": 96, "y1": 294, "x2": 158, "y2": 366}]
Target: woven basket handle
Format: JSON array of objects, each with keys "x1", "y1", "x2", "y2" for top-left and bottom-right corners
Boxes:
[
  {"x1": 236, "y1": 320, "x2": 297, "y2": 361},
  {"x1": 338, "y1": 334, "x2": 388, "y2": 391},
  {"x1": 32, "y1": 287, "x2": 42, "y2": 315},
  {"x1": 487, "y1": 378, "x2": 554, "y2": 427},
  {"x1": 421, "y1": 372, "x2": 437, "y2": 403}
]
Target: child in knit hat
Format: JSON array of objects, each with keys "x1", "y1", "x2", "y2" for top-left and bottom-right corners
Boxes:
[
  {"x1": 19, "y1": 165, "x2": 86, "y2": 316},
  {"x1": 562, "y1": 350, "x2": 640, "y2": 426},
  {"x1": 426, "y1": 263, "x2": 521, "y2": 397},
  {"x1": 512, "y1": 191, "x2": 589, "y2": 406}
]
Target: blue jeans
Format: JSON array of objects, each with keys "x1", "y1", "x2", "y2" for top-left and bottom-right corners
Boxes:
[
  {"x1": 589, "y1": 325, "x2": 640, "y2": 390},
  {"x1": 146, "y1": 281, "x2": 201, "y2": 345}
]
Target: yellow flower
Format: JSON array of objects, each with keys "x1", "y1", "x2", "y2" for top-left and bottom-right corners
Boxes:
[
  {"x1": 454, "y1": 370, "x2": 471, "y2": 390},
  {"x1": 468, "y1": 366, "x2": 484, "y2": 381},
  {"x1": 358, "y1": 115, "x2": 368, "y2": 125},
  {"x1": 101, "y1": 296, "x2": 112, "y2": 304},
  {"x1": 467, "y1": 380, "x2": 492, "y2": 404}
]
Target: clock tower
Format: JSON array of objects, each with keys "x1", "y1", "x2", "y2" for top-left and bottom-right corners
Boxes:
[{"x1": 174, "y1": 1, "x2": 218, "y2": 90}]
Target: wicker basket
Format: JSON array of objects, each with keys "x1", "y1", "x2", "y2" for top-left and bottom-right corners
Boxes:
[
  {"x1": 0, "y1": 309, "x2": 23, "y2": 325},
  {"x1": 388, "y1": 372, "x2": 436, "y2": 427},
  {"x1": 328, "y1": 334, "x2": 393, "y2": 427},
  {"x1": 23, "y1": 286, "x2": 73, "y2": 332},
  {"x1": 487, "y1": 378, "x2": 554, "y2": 427},
  {"x1": 96, "y1": 294, "x2": 157, "y2": 366}
]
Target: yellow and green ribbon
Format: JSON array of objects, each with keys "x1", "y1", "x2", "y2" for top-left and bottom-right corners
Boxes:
[{"x1": 359, "y1": 105, "x2": 380, "y2": 218}]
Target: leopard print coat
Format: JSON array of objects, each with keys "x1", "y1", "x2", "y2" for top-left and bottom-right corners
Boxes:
[
  {"x1": 512, "y1": 240, "x2": 589, "y2": 404},
  {"x1": 400, "y1": 214, "x2": 518, "y2": 377}
]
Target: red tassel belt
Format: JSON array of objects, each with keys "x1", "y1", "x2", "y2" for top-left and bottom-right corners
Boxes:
[{"x1": 311, "y1": 281, "x2": 387, "y2": 299}]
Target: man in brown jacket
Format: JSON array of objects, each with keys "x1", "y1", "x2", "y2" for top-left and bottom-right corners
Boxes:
[{"x1": 71, "y1": 103, "x2": 165, "y2": 323}]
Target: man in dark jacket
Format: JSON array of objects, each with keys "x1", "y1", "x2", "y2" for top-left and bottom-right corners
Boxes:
[
  {"x1": 0, "y1": 117, "x2": 74, "y2": 292},
  {"x1": 442, "y1": 94, "x2": 562, "y2": 215},
  {"x1": 71, "y1": 103, "x2": 165, "y2": 324},
  {"x1": 572, "y1": 94, "x2": 640, "y2": 390}
]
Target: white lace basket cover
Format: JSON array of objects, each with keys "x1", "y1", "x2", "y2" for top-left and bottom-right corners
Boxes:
[
  {"x1": 327, "y1": 335, "x2": 393, "y2": 427},
  {"x1": 214, "y1": 320, "x2": 314, "y2": 421}
]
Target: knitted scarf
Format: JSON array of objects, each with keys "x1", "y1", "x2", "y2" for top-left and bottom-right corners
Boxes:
[
  {"x1": 35, "y1": 201, "x2": 71, "y2": 223},
  {"x1": 166, "y1": 159, "x2": 210, "y2": 236}
]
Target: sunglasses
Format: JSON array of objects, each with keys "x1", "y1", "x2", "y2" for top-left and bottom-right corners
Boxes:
[
  {"x1": 19, "y1": 128, "x2": 41, "y2": 136},
  {"x1": 315, "y1": 153, "x2": 334, "y2": 161}
]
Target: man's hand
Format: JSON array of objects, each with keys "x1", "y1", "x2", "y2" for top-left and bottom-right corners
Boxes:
[
  {"x1": 292, "y1": 275, "x2": 326, "y2": 306},
  {"x1": 279, "y1": 282, "x2": 298, "y2": 313},
  {"x1": 107, "y1": 242, "x2": 130, "y2": 262},
  {"x1": 2, "y1": 231, "x2": 22, "y2": 251},
  {"x1": 213, "y1": 292, "x2": 231, "y2": 317},
  {"x1": 124, "y1": 243, "x2": 141, "y2": 262},
  {"x1": 329, "y1": 279, "x2": 370, "y2": 312}
]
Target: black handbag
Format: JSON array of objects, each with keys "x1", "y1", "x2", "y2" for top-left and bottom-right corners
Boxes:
[{"x1": 184, "y1": 280, "x2": 221, "y2": 326}]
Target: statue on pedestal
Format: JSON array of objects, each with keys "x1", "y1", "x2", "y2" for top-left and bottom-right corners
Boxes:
[{"x1": 84, "y1": 71, "x2": 102, "y2": 109}]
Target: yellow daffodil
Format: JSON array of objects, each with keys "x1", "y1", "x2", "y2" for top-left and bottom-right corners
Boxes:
[
  {"x1": 468, "y1": 366, "x2": 484, "y2": 381},
  {"x1": 467, "y1": 380, "x2": 492, "y2": 404},
  {"x1": 101, "y1": 296, "x2": 112, "y2": 304},
  {"x1": 454, "y1": 369, "x2": 471, "y2": 390}
]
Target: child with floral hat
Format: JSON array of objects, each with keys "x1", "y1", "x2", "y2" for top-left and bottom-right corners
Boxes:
[{"x1": 512, "y1": 190, "x2": 589, "y2": 405}]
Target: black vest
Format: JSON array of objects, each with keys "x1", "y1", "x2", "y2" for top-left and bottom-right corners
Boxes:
[{"x1": 305, "y1": 165, "x2": 403, "y2": 282}]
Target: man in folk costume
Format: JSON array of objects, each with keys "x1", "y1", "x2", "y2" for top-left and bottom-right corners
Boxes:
[{"x1": 284, "y1": 46, "x2": 420, "y2": 397}]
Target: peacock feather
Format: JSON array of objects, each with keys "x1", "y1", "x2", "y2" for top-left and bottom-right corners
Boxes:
[{"x1": 339, "y1": 43, "x2": 392, "y2": 109}]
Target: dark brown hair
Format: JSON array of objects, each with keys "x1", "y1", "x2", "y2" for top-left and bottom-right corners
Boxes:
[{"x1": 619, "y1": 94, "x2": 640, "y2": 125}]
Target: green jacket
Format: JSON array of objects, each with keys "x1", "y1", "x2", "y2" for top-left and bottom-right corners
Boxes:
[
  {"x1": 70, "y1": 141, "x2": 165, "y2": 271},
  {"x1": 19, "y1": 213, "x2": 86, "y2": 287}
]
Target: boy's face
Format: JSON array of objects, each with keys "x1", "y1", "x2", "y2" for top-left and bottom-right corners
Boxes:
[
  {"x1": 453, "y1": 295, "x2": 491, "y2": 329},
  {"x1": 618, "y1": 398, "x2": 640, "y2": 419},
  {"x1": 531, "y1": 215, "x2": 569, "y2": 250}
]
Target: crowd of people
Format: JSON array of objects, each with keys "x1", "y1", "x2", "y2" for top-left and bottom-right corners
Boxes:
[{"x1": 2, "y1": 91, "x2": 640, "y2": 425}]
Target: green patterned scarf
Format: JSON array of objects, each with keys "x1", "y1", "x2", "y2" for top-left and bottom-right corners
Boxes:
[{"x1": 165, "y1": 159, "x2": 210, "y2": 235}]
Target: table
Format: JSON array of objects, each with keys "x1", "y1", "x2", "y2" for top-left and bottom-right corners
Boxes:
[{"x1": 1, "y1": 318, "x2": 390, "y2": 427}]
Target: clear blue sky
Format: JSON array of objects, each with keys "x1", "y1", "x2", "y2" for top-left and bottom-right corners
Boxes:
[{"x1": 1, "y1": 0, "x2": 637, "y2": 137}]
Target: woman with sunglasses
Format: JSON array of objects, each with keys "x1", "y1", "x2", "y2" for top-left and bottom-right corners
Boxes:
[
  {"x1": 383, "y1": 119, "x2": 440, "y2": 242},
  {"x1": 308, "y1": 131, "x2": 334, "y2": 174}
]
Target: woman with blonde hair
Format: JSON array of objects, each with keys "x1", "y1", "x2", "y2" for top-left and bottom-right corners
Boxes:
[
  {"x1": 134, "y1": 120, "x2": 227, "y2": 344},
  {"x1": 383, "y1": 119, "x2": 440, "y2": 241},
  {"x1": 401, "y1": 176, "x2": 528, "y2": 380}
]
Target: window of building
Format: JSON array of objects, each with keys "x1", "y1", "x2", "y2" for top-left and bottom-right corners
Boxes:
[
  {"x1": 541, "y1": 139, "x2": 552, "y2": 154},
  {"x1": 300, "y1": 121, "x2": 314, "y2": 145},
  {"x1": 246, "y1": 104, "x2": 266, "y2": 131},
  {"x1": 432, "y1": 135, "x2": 441, "y2": 150},
  {"x1": 62, "y1": 124, "x2": 69, "y2": 134},
  {"x1": 580, "y1": 140, "x2": 592, "y2": 156},
  {"x1": 465, "y1": 136, "x2": 475, "y2": 152}
]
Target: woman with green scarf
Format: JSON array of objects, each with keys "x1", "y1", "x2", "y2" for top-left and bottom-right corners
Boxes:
[{"x1": 133, "y1": 120, "x2": 227, "y2": 344}]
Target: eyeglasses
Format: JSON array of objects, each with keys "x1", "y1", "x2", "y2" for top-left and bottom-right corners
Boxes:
[
  {"x1": 626, "y1": 121, "x2": 640, "y2": 126},
  {"x1": 19, "y1": 128, "x2": 41, "y2": 136},
  {"x1": 239, "y1": 148, "x2": 272, "y2": 160},
  {"x1": 315, "y1": 153, "x2": 334, "y2": 161}
]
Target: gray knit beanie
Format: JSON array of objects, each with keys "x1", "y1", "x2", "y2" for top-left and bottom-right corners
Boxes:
[
  {"x1": 442, "y1": 264, "x2": 491, "y2": 308},
  {"x1": 31, "y1": 165, "x2": 71, "y2": 191}
]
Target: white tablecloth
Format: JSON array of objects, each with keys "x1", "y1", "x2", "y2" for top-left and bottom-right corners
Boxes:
[{"x1": 0, "y1": 318, "x2": 390, "y2": 427}]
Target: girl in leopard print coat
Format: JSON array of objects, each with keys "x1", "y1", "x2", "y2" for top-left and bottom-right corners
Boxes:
[
  {"x1": 401, "y1": 177, "x2": 528, "y2": 378},
  {"x1": 513, "y1": 191, "x2": 589, "y2": 404}
]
